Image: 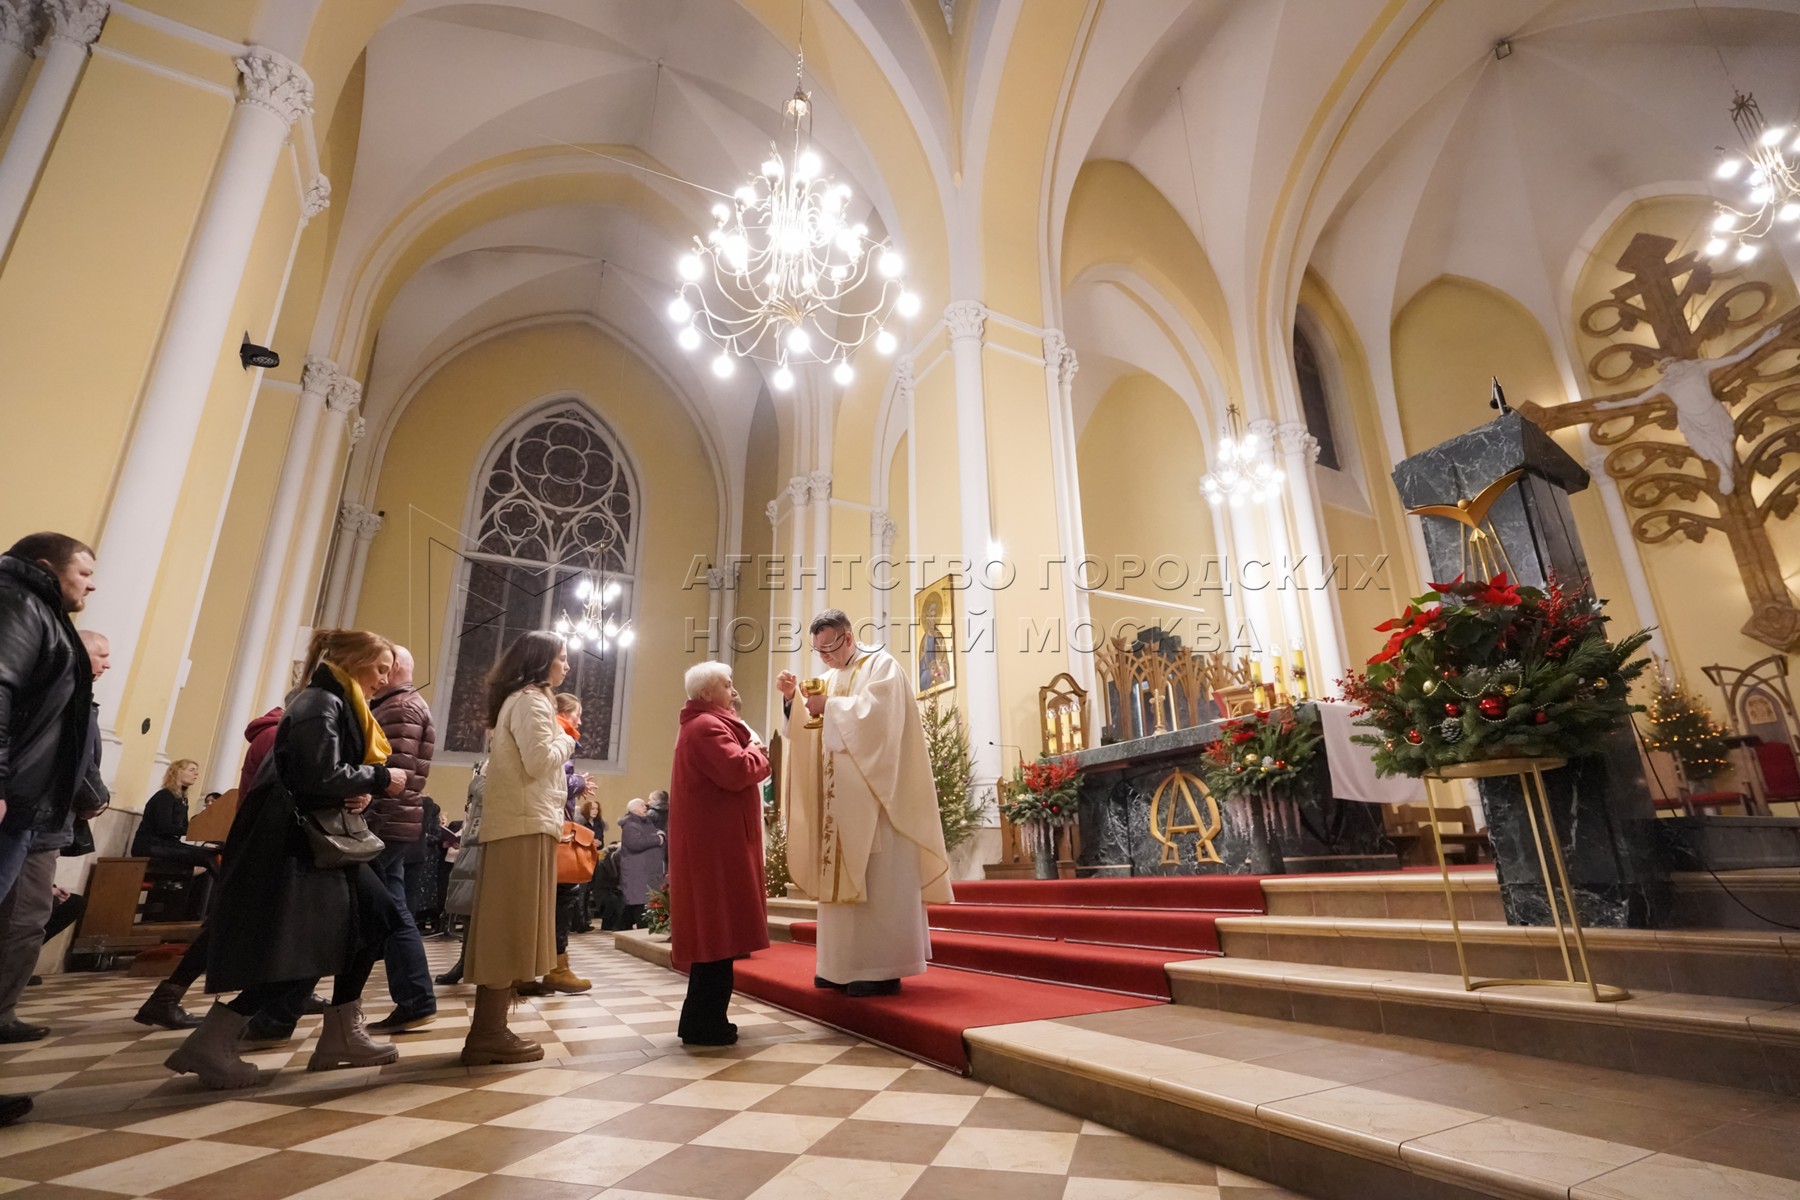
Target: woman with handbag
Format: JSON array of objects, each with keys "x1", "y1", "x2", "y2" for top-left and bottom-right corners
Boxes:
[
  {"x1": 165, "y1": 629, "x2": 409, "y2": 1089},
  {"x1": 460, "y1": 631, "x2": 576, "y2": 1065},
  {"x1": 517, "y1": 693, "x2": 596, "y2": 996}
]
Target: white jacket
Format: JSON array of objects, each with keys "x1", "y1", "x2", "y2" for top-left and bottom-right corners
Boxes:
[{"x1": 480, "y1": 686, "x2": 575, "y2": 843}]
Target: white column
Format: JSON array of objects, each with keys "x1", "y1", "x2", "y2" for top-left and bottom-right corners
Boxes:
[
  {"x1": 0, "y1": 0, "x2": 106, "y2": 260},
  {"x1": 807, "y1": 469, "x2": 832, "y2": 621},
  {"x1": 870, "y1": 507, "x2": 897, "y2": 642},
  {"x1": 0, "y1": 1, "x2": 41, "y2": 123},
  {"x1": 337, "y1": 506, "x2": 382, "y2": 628},
  {"x1": 1041, "y1": 331, "x2": 1095, "y2": 696},
  {"x1": 945, "y1": 300, "x2": 1003, "y2": 794},
  {"x1": 260, "y1": 376, "x2": 358, "y2": 709},
  {"x1": 782, "y1": 478, "x2": 809, "y2": 684},
  {"x1": 87, "y1": 45, "x2": 313, "y2": 752},
  {"x1": 706, "y1": 567, "x2": 727, "y2": 660},
  {"x1": 204, "y1": 359, "x2": 333, "y2": 790},
  {"x1": 320, "y1": 500, "x2": 371, "y2": 625},
  {"x1": 1276, "y1": 421, "x2": 1347, "y2": 688}
]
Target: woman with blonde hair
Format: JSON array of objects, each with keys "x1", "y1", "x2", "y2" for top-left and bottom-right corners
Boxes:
[
  {"x1": 460, "y1": 630, "x2": 577, "y2": 1065},
  {"x1": 131, "y1": 758, "x2": 212, "y2": 872},
  {"x1": 164, "y1": 629, "x2": 410, "y2": 1088}
]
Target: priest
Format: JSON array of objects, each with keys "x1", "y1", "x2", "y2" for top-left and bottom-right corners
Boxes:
[{"x1": 779, "y1": 610, "x2": 952, "y2": 996}]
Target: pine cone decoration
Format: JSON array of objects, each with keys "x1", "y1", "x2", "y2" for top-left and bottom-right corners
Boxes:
[{"x1": 1438, "y1": 718, "x2": 1465, "y2": 743}]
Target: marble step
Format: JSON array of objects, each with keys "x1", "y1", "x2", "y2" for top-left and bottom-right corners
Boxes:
[
  {"x1": 766, "y1": 896, "x2": 817, "y2": 943},
  {"x1": 966, "y1": 1003, "x2": 1800, "y2": 1200},
  {"x1": 1167, "y1": 957, "x2": 1800, "y2": 1096},
  {"x1": 1262, "y1": 871, "x2": 1506, "y2": 922},
  {"x1": 1216, "y1": 915, "x2": 1800, "y2": 1004},
  {"x1": 1671, "y1": 869, "x2": 1800, "y2": 931}
]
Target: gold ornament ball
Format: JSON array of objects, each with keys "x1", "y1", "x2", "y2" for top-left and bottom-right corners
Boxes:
[
  {"x1": 1594, "y1": 678, "x2": 1609, "y2": 691},
  {"x1": 1502, "y1": 683, "x2": 1518, "y2": 697},
  {"x1": 1422, "y1": 679, "x2": 1438, "y2": 695},
  {"x1": 1243, "y1": 753, "x2": 1257, "y2": 764}
]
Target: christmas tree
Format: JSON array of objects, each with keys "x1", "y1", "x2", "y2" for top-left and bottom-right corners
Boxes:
[
  {"x1": 922, "y1": 697, "x2": 986, "y2": 852},
  {"x1": 1646, "y1": 678, "x2": 1731, "y2": 782}
]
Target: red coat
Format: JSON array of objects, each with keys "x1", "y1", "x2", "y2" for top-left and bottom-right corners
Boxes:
[{"x1": 668, "y1": 699, "x2": 771, "y2": 967}]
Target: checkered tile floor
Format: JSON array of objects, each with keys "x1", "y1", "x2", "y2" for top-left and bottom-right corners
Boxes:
[{"x1": 0, "y1": 935, "x2": 1302, "y2": 1199}]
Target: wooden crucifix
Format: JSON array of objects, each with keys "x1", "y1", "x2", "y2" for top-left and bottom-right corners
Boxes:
[{"x1": 1517, "y1": 232, "x2": 1800, "y2": 649}]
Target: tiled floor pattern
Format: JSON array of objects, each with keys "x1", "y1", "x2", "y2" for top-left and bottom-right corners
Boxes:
[{"x1": 0, "y1": 935, "x2": 1302, "y2": 1199}]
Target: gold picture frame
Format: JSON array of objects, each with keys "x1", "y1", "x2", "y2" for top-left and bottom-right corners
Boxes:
[{"x1": 914, "y1": 575, "x2": 957, "y2": 698}]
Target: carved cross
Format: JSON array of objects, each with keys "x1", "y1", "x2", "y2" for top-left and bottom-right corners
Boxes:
[{"x1": 1519, "y1": 232, "x2": 1800, "y2": 649}]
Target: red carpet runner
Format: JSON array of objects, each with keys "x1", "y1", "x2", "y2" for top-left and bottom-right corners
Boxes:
[{"x1": 729, "y1": 875, "x2": 1270, "y2": 1070}]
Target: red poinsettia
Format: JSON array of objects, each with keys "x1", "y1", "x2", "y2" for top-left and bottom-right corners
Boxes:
[{"x1": 1370, "y1": 603, "x2": 1441, "y2": 665}]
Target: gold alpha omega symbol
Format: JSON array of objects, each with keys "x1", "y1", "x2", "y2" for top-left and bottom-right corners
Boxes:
[{"x1": 1148, "y1": 768, "x2": 1223, "y2": 866}]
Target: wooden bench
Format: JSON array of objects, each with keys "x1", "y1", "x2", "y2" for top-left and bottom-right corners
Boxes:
[{"x1": 76, "y1": 856, "x2": 200, "y2": 967}]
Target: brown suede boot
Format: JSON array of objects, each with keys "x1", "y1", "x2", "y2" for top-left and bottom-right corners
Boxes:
[
  {"x1": 461, "y1": 986, "x2": 545, "y2": 1066},
  {"x1": 164, "y1": 1002, "x2": 261, "y2": 1089},
  {"x1": 541, "y1": 953, "x2": 591, "y2": 994},
  {"x1": 308, "y1": 1001, "x2": 399, "y2": 1071}
]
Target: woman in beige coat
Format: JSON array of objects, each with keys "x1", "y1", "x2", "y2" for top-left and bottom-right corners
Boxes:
[{"x1": 459, "y1": 631, "x2": 577, "y2": 1065}]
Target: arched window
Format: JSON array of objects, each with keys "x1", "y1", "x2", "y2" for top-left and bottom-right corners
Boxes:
[
  {"x1": 1292, "y1": 324, "x2": 1340, "y2": 471},
  {"x1": 442, "y1": 403, "x2": 639, "y2": 763}
]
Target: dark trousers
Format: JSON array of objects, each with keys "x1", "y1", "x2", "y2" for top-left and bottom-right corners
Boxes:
[
  {"x1": 554, "y1": 883, "x2": 580, "y2": 954},
  {"x1": 227, "y1": 948, "x2": 376, "y2": 1016},
  {"x1": 372, "y1": 842, "x2": 436, "y2": 1013},
  {"x1": 617, "y1": 903, "x2": 645, "y2": 931},
  {"x1": 679, "y1": 958, "x2": 734, "y2": 1040}
]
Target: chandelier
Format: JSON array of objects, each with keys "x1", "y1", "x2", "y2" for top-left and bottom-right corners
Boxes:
[
  {"x1": 1200, "y1": 404, "x2": 1285, "y2": 507},
  {"x1": 668, "y1": 58, "x2": 918, "y2": 390},
  {"x1": 1703, "y1": 91, "x2": 1800, "y2": 261},
  {"x1": 553, "y1": 575, "x2": 635, "y2": 653}
]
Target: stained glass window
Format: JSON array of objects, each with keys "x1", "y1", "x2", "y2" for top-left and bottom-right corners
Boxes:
[{"x1": 443, "y1": 404, "x2": 637, "y2": 762}]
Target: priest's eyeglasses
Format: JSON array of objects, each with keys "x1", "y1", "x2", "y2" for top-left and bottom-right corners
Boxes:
[{"x1": 814, "y1": 630, "x2": 850, "y2": 658}]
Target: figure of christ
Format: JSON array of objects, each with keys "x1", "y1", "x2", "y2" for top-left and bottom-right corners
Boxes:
[
  {"x1": 1589, "y1": 322, "x2": 1785, "y2": 495},
  {"x1": 778, "y1": 609, "x2": 953, "y2": 997}
]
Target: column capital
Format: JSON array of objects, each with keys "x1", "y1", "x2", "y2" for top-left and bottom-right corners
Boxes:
[
  {"x1": 325, "y1": 375, "x2": 362, "y2": 415},
  {"x1": 765, "y1": 498, "x2": 780, "y2": 526},
  {"x1": 1044, "y1": 329, "x2": 1078, "y2": 386},
  {"x1": 44, "y1": 0, "x2": 104, "y2": 49},
  {"x1": 0, "y1": 1, "x2": 43, "y2": 55},
  {"x1": 806, "y1": 469, "x2": 832, "y2": 503},
  {"x1": 236, "y1": 44, "x2": 313, "y2": 128},
  {"x1": 705, "y1": 566, "x2": 729, "y2": 591},
  {"x1": 945, "y1": 300, "x2": 986, "y2": 344},
  {"x1": 301, "y1": 174, "x2": 331, "y2": 219},
  {"x1": 894, "y1": 356, "x2": 915, "y2": 400},
  {"x1": 336, "y1": 500, "x2": 370, "y2": 534},
  {"x1": 354, "y1": 508, "x2": 383, "y2": 540},
  {"x1": 301, "y1": 355, "x2": 341, "y2": 397},
  {"x1": 870, "y1": 508, "x2": 897, "y2": 550},
  {"x1": 348, "y1": 412, "x2": 367, "y2": 446},
  {"x1": 1274, "y1": 420, "x2": 1319, "y2": 463}
]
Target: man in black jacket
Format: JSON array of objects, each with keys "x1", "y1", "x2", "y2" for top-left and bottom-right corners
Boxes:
[{"x1": 0, "y1": 531, "x2": 98, "y2": 1126}]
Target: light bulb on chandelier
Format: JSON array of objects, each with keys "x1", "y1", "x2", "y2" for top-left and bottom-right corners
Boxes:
[
  {"x1": 554, "y1": 571, "x2": 632, "y2": 657},
  {"x1": 1200, "y1": 404, "x2": 1285, "y2": 507},
  {"x1": 668, "y1": 31, "x2": 916, "y2": 391}
]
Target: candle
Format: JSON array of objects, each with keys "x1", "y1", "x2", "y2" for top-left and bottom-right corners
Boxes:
[{"x1": 1251, "y1": 659, "x2": 1264, "y2": 685}]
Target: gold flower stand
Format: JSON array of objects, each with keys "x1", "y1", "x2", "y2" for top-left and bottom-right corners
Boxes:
[{"x1": 1421, "y1": 757, "x2": 1628, "y2": 1003}]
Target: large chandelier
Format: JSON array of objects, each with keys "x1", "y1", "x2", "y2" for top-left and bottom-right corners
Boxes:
[
  {"x1": 1200, "y1": 404, "x2": 1285, "y2": 507},
  {"x1": 553, "y1": 574, "x2": 635, "y2": 653},
  {"x1": 1703, "y1": 91, "x2": 1800, "y2": 262},
  {"x1": 668, "y1": 61, "x2": 918, "y2": 391}
]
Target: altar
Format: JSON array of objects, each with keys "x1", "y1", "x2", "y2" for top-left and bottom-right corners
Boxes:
[{"x1": 1070, "y1": 703, "x2": 1405, "y2": 877}]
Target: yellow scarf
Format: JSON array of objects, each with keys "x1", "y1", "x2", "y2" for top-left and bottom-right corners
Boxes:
[{"x1": 325, "y1": 662, "x2": 392, "y2": 765}]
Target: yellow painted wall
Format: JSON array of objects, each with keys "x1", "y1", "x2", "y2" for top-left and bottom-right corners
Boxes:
[
  {"x1": 1390, "y1": 275, "x2": 1643, "y2": 649},
  {"x1": 734, "y1": 392, "x2": 779, "y2": 732},
  {"x1": 0, "y1": 50, "x2": 229, "y2": 537},
  {"x1": 1076, "y1": 372, "x2": 1225, "y2": 654},
  {"x1": 1566, "y1": 196, "x2": 1800, "y2": 677},
  {"x1": 353, "y1": 322, "x2": 717, "y2": 828},
  {"x1": 888, "y1": 433, "x2": 911, "y2": 681}
]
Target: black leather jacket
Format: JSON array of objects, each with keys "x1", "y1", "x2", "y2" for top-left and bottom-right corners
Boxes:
[{"x1": 0, "y1": 555, "x2": 91, "y2": 831}]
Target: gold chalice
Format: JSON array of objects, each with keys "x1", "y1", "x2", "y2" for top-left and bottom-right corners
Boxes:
[{"x1": 801, "y1": 677, "x2": 826, "y2": 729}]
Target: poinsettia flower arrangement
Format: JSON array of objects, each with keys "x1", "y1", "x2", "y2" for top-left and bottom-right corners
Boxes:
[
  {"x1": 998, "y1": 754, "x2": 1083, "y2": 827},
  {"x1": 1203, "y1": 706, "x2": 1322, "y2": 800},
  {"x1": 1339, "y1": 573, "x2": 1653, "y2": 777}
]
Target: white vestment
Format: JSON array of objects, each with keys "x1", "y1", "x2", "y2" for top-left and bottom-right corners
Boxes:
[{"x1": 784, "y1": 646, "x2": 952, "y2": 983}]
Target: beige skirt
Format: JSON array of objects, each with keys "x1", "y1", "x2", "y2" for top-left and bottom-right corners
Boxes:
[{"x1": 464, "y1": 832, "x2": 557, "y2": 987}]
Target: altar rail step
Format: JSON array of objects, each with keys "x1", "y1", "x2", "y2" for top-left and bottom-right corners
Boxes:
[
  {"x1": 1168, "y1": 956, "x2": 1800, "y2": 1097},
  {"x1": 788, "y1": 920, "x2": 1209, "y2": 999},
  {"x1": 767, "y1": 896, "x2": 816, "y2": 943},
  {"x1": 967, "y1": 1005, "x2": 1800, "y2": 1200},
  {"x1": 1215, "y1": 915, "x2": 1800, "y2": 1004}
]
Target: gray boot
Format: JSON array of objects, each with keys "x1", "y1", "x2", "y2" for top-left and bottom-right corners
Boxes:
[
  {"x1": 163, "y1": 1003, "x2": 260, "y2": 1089},
  {"x1": 308, "y1": 1001, "x2": 398, "y2": 1071},
  {"x1": 135, "y1": 979, "x2": 202, "y2": 1030}
]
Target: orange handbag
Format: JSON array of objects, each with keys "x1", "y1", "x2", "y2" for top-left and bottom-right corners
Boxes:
[{"x1": 556, "y1": 821, "x2": 598, "y2": 884}]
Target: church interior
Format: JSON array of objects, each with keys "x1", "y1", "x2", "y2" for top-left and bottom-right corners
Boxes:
[{"x1": 4, "y1": 0, "x2": 1800, "y2": 1196}]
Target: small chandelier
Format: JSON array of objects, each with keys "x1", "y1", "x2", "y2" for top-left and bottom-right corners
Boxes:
[
  {"x1": 1703, "y1": 91, "x2": 1800, "y2": 261},
  {"x1": 1200, "y1": 404, "x2": 1285, "y2": 507},
  {"x1": 669, "y1": 51, "x2": 918, "y2": 391},
  {"x1": 553, "y1": 575, "x2": 635, "y2": 653}
]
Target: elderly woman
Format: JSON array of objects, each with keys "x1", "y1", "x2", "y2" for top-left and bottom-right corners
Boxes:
[
  {"x1": 459, "y1": 631, "x2": 576, "y2": 1066},
  {"x1": 668, "y1": 661, "x2": 771, "y2": 1045}
]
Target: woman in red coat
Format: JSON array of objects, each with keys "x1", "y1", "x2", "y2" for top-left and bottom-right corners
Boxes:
[{"x1": 669, "y1": 661, "x2": 771, "y2": 1045}]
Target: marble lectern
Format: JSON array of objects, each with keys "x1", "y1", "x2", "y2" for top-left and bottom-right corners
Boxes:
[{"x1": 1392, "y1": 413, "x2": 1669, "y2": 928}]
